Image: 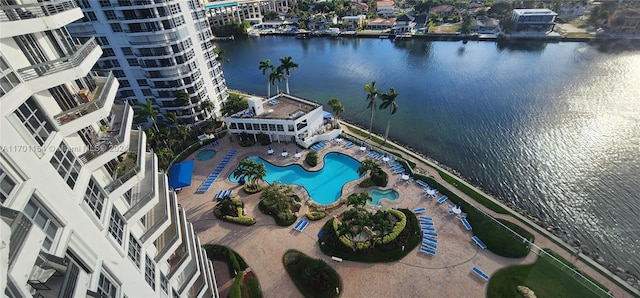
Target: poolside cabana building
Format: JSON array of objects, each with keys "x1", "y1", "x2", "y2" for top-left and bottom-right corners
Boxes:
[{"x1": 225, "y1": 94, "x2": 341, "y2": 148}]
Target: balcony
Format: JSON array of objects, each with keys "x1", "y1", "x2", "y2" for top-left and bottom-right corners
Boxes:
[
  {"x1": 21, "y1": 250, "x2": 92, "y2": 298},
  {"x1": 1, "y1": 206, "x2": 34, "y2": 267},
  {"x1": 104, "y1": 129, "x2": 147, "y2": 197},
  {"x1": 139, "y1": 173, "x2": 170, "y2": 244},
  {"x1": 79, "y1": 103, "x2": 134, "y2": 171},
  {"x1": 122, "y1": 152, "x2": 158, "y2": 222},
  {"x1": 154, "y1": 191, "x2": 182, "y2": 264},
  {"x1": 54, "y1": 72, "x2": 118, "y2": 135},
  {"x1": 17, "y1": 38, "x2": 102, "y2": 93},
  {"x1": 175, "y1": 226, "x2": 200, "y2": 295},
  {"x1": 168, "y1": 209, "x2": 192, "y2": 280},
  {"x1": 0, "y1": 0, "x2": 83, "y2": 38}
]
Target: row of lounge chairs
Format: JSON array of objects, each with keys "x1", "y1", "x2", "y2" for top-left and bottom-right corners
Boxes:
[
  {"x1": 292, "y1": 219, "x2": 309, "y2": 232},
  {"x1": 197, "y1": 150, "x2": 238, "y2": 193},
  {"x1": 343, "y1": 141, "x2": 354, "y2": 149},
  {"x1": 311, "y1": 141, "x2": 328, "y2": 151},
  {"x1": 214, "y1": 189, "x2": 233, "y2": 201},
  {"x1": 418, "y1": 213, "x2": 438, "y2": 256}
]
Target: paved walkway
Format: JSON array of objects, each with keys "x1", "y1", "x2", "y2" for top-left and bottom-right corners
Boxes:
[{"x1": 177, "y1": 130, "x2": 632, "y2": 297}]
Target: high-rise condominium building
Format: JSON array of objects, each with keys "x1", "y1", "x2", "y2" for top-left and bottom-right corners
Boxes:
[
  {"x1": 0, "y1": 1, "x2": 218, "y2": 297},
  {"x1": 66, "y1": 0, "x2": 228, "y2": 126}
]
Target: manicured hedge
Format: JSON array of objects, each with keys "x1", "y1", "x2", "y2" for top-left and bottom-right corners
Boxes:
[
  {"x1": 306, "y1": 211, "x2": 326, "y2": 221},
  {"x1": 282, "y1": 249, "x2": 342, "y2": 298}
]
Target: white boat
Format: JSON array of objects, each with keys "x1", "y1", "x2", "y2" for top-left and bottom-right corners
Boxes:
[{"x1": 248, "y1": 31, "x2": 260, "y2": 37}]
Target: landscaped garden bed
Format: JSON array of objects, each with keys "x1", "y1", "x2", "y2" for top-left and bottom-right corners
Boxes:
[
  {"x1": 318, "y1": 194, "x2": 420, "y2": 262},
  {"x1": 283, "y1": 249, "x2": 342, "y2": 298},
  {"x1": 213, "y1": 197, "x2": 256, "y2": 226},
  {"x1": 258, "y1": 182, "x2": 300, "y2": 226},
  {"x1": 203, "y1": 244, "x2": 262, "y2": 298}
]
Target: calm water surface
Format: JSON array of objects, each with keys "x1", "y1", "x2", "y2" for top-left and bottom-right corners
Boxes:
[{"x1": 218, "y1": 36, "x2": 640, "y2": 275}]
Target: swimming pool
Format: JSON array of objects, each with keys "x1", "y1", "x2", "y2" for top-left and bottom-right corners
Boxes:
[
  {"x1": 229, "y1": 152, "x2": 362, "y2": 205},
  {"x1": 368, "y1": 189, "x2": 399, "y2": 206},
  {"x1": 196, "y1": 149, "x2": 217, "y2": 161}
]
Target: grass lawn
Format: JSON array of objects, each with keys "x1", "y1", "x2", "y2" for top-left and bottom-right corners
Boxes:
[{"x1": 488, "y1": 249, "x2": 609, "y2": 298}]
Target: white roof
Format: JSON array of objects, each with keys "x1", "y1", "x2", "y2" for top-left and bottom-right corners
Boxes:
[{"x1": 513, "y1": 8, "x2": 558, "y2": 16}]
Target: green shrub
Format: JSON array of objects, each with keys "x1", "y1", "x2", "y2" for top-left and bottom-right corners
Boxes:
[
  {"x1": 305, "y1": 151, "x2": 318, "y2": 167},
  {"x1": 247, "y1": 276, "x2": 262, "y2": 298},
  {"x1": 229, "y1": 273, "x2": 244, "y2": 298},
  {"x1": 306, "y1": 211, "x2": 326, "y2": 221},
  {"x1": 224, "y1": 215, "x2": 257, "y2": 226},
  {"x1": 282, "y1": 250, "x2": 342, "y2": 298},
  {"x1": 371, "y1": 169, "x2": 388, "y2": 187}
]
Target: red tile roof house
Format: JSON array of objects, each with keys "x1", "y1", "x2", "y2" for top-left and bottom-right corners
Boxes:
[
  {"x1": 351, "y1": 2, "x2": 369, "y2": 13},
  {"x1": 429, "y1": 5, "x2": 456, "y2": 17}
]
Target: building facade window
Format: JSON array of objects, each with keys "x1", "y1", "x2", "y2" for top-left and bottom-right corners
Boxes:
[
  {"x1": 50, "y1": 142, "x2": 81, "y2": 189},
  {"x1": 108, "y1": 208, "x2": 125, "y2": 245},
  {"x1": 160, "y1": 273, "x2": 168, "y2": 293},
  {"x1": 145, "y1": 255, "x2": 156, "y2": 289},
  {"x1": 110, "y1": 23, "x2": 123, "y2": 32},
  {"x1": 97, "y1": 272, "x2": 118, "y2": 298},
  {"x1": 83, "y1": 177, "x2": 106, "y2": 219},
  {"x1": 0, "y1": 167, "x2": 17, "y2": 204},
  {"x1": 14, "y1": 97, "x2": 54, "y2": 146},
  {"x1": 23, "y1": 196, "x2": 60, "y2": 250},
  {"x1": 128, "y1": 234, "x2": 141, "y2": 267},
  {"x1": 0, "y1": 56, "x2": 20, "y2": 97}
]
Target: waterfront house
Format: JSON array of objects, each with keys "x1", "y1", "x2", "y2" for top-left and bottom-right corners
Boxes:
[
  {"x1": 610, "y1": 9, "x2": 640, "y2": 34},
  {"x1": 366, "y1": 18, "x2": 396, "y2": 31},
  {"x1": 393, "y1": 14, "x2": 427, "y2": 34},
  {"x1": 342, "y1": 15, "x2": 367, "y2": 30},
  {"x1": 512, "y1": 8, "x2": 558, "y2": 33},
  {"x1": 224, "y1": 94, "x2": 341, "y2": 148},
  {"x1": 394, "y1": 14, "x2": 415, "y2": 33},
  {"x1": 471, "y1": 16, "x2": 500, "y2": 34}
]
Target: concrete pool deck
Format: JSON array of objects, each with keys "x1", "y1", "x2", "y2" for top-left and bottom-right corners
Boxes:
[{"x1": 177, "y1": 134, "x2": 630, "y2": 297}]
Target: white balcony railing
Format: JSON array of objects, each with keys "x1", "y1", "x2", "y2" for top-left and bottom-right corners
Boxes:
[
  {"x1": 0, "y1": 0, "x2": 77, "y2": 22},
  {"x1": 54, "y1": 72, "x2": 115, "y2": 125},
  {"x1": 17, "y1": 37, "x2": 98, "y2": 81}
]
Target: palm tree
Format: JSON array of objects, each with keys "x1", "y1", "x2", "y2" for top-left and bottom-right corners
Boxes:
[
  {"x1": 379, "y1": 87, "x2": 399, "y2": 144},
  {"x1": 327, "y1": 97, "x2": 344, "y2": 126},
  {"x1": 277, "y1": 56, "x2": 299, "y2": 94},
  {"x1": 232, "y1": 159, "x2": 267, "y2": 189},
  {"x1": 134, "y1": 99, "x2": 159, "y2": 132},
  {"x1": 258, "y1": 59, "x2": 273, "y2": 97},
  {"x1": 357, "y1": 159, "x2": 382, "y2": 180},
  {"x1": 200, "y1": 100, "x2": 215, "y2": 118},
  {"x1": 164, "y1": 112, "x2": 179, "y2": 126},
  {"x1": 268, "y1": 66, "x2": 284, "y2": 94},
  {"x1": 221, "y1": 93, "x2": 248, "y2": 116},
  {"x1": 213, "y1": 48, "x2": 229, "y2": 64},
  {"x1": 364, "y1": 81, "x2": 379, "y2": 139},
  {"x1": 174, "y1": 91, "x2": 192, "y2": 106}
]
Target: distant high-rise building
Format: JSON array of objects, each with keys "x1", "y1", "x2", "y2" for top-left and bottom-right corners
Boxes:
[
  {"x1": 0, "y1": 1, "x2": 219, "y2": 297},
  {"x1": 67, "y1": 0, "x2": 228, "y2": 126}
]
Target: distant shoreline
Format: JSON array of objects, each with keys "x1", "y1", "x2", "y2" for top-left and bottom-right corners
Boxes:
[{"x1": 244, "y1": 30, "x2": 640, "y2": 44}]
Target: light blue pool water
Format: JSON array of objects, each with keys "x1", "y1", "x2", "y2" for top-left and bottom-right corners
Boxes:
[
  {"x1": 368, "y1": 189, "x2": 400, "y2": 206},
  {"x1": 229, "y1": 152, "x2": 362, "y2": 204},
  {"x1": 196, "y1": 149, "x2": 217, "y2": 161}
]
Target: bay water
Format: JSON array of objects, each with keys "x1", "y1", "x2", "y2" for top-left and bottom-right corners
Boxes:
[{"x1": 217, "y1": 36, "x2": 640, "y2": 276}]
